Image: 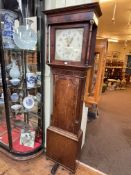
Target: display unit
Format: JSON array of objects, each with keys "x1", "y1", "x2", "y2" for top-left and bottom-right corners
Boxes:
[
  {"x1": 105, "y1": 59, "x2": 124, "y2": 80},
  {"x1": 84, "y1": 39, "x2": 108, "y2": 105},
  {"x1": 0, "y1": 0, "x2": 45, "y2": 159},
  {"x1": 44, "y1": 3, "x2": 102, "y2": 172},
  {"x1": 125, "y1": 55, "x2": 131, "y2": 83}
]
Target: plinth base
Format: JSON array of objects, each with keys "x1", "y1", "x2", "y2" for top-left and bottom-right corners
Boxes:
[{"x1": 46, "y1": 126, "x2": 83, "y2": 172}]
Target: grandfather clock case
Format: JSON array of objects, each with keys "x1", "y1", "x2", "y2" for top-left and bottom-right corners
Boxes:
[{"x1": 44, "y1": 3, "x2": 102, "y2": 172}]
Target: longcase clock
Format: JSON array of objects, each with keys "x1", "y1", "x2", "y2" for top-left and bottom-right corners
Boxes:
[{"x1": 44, "y1": 3, "x2": 102, "y2": 172}]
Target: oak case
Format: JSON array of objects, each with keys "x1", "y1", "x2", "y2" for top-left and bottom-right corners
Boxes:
[{"x1": 44, "y1": 2, "x2": 102, "y2": 172}]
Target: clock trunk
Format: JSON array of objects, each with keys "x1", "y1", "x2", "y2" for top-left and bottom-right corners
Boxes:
[{"x1": 44, "y1": 2, "x2": 102, "y2": 172}]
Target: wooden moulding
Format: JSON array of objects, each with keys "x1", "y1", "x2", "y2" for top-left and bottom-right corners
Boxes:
[
  {"x1": 43, "y1": 3, "x2": 102, "y2": 25},
  {"x1": 46, "y1": 126, "x2": 83, "y2": 172}
]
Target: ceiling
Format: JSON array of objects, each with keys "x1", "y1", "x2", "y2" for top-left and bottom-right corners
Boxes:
[{"x1": 96, "y1": 0, "x2": 131, "y2": 41}]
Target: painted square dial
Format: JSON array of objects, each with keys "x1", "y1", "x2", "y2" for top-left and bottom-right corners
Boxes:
[{"x1": 55, "y1": 28, "x2": 84, "y2": 61}]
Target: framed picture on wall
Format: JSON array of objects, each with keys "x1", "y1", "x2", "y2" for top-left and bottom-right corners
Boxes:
[{"x1": 112, "y1": 51, "x2": 120, "y2": 59}]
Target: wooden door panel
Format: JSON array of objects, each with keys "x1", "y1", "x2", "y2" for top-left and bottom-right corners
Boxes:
[{"x1": 52, "y1": 75, "x2": 79, "y2": 133}]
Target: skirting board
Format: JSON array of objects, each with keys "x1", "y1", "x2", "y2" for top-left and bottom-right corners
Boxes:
[{"x1": 77, "y1": 161, "x2": 108, "y2": 175}]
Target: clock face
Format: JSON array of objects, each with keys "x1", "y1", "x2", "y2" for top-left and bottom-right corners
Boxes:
[{"x1": 55, "y1": 28, "x2": 84, "y2": 61}]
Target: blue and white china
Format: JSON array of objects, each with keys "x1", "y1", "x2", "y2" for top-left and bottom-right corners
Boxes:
[
  {"x1": 26, "y1": 73, "x2": 36, "y2": 88},
  {"x1": 9, "y1": 78, "x2": 20, "y2": 86},
  {"x1": 23, "y1": 96, "x2": 34, "y2": 110},
  {"x1": 10, "y1": 93, "x2": 19, "y2": 102},
  {"x1": 0, "y1": 9, "x2": 17, "y2": 48},
  {"x1": 36, "y1": 71, "x2": 41, "y2": 85},
  {"x1": 11, "y1": 104, "x2": 22, "y2": 111},
  {"x1": 13, "y1": 19, "x2": 37, "y2": 50},
  {"x1": 9, "y1": 59, "x2": 20, "y2": 79}
]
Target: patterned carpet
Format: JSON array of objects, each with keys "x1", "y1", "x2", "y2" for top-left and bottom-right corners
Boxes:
[{"x1": 80, "y1": 87, "x2": 131, "y2": 175}]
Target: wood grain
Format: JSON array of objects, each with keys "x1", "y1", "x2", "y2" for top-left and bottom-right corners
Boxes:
[
  {"x1": 0, "y1": 152, "x2": 105, "y2": 175},
  {"x1": 45, "y1": 3, "x2": 102, "y2": 172},
  {"x1": 47, "y1": 127, "x2": 83, "y2": 172},
  {"x1": 51, "y1": 68, "x2": 86, "y2": 134}
]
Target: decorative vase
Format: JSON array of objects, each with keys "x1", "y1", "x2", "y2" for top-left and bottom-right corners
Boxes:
[
  {"x1": 13, "y1": 19, "x2": 37, "y2": 50},
  {"x1": 26, "y1": 73, "x2": 36, "y2": 89},
  {"x1": 9, "y1": 59, "x2": 20, "y2": 79},
  {"x1": 0, "y1": 9, "x2": 17, "y2": 48}
]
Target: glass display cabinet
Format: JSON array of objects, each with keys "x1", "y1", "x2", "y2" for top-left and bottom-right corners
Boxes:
[
  {"x1": 84, "y1": 39, "x2": 108, "y2": 105},
  {"x1": 0, "y1": 0, "x2": 45, "y2": 159}
]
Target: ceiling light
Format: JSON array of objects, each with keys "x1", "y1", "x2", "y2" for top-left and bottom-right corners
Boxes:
[
  {"x1": 108, "y1": 38, "x2": 119, "y2": 42},
  {"x1": 112, "y1": 1, "x2": 117, "y2": 24}
]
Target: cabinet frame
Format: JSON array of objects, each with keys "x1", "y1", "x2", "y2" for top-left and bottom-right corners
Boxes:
[{"x1": 0, "y1": 0, "x2": 45, "y2": 159}]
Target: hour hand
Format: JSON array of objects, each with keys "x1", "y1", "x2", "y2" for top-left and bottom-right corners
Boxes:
[
  {"x1": 65, "y1": 37, "x2": 73, "y2": 47},
  {"x1": 68, "y1": 37, "x2": 73, "y2": 46}
]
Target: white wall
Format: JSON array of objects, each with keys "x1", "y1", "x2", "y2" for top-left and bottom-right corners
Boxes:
[
  {"x1": 107, "y1": 41, "x2": 131, "y2": 69},
  {"x1": 107, "y1": 41, "x2": 129, "y2": 61},
  {"x1": 44, "y1": 65, "x2": 53, "y2": 146},
  {"x1": 81, "y1": 104, "x2": 88, "y2": 147},
  {"x1": 45, "y1": 0, "x2": 94, "y2": 9},
  {"x1": 45, "y1": 0, "x2": 56, "y2": 10},
  {"x1": 44, "y1": 12, "x2": 53, "y2": 146}
]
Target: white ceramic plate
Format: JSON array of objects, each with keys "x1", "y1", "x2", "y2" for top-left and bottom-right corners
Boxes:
[
  {"x1": 23, "y1": 96, "x2": 34, "y2": 110},
  {"x1": 11, "y1": 104, "x2": 22, "y2": 111},
  {"x1": 13, "y1": 25, "x2": 37, "y2": 50}
]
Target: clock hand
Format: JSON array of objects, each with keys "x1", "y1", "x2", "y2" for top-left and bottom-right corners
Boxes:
[
  {"x1": 68, "y1": 37, "x2": 73, "y2": 46},
  {"x1": 65, "y1": 38, "x2": 69, "y2": 46},
  {"x1": 66, "y1": 37, "x2": 73, "y2": 47}
]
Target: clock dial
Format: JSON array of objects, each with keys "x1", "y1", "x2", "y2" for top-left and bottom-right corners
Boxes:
[{"x1": 55, "y1": 28, "x2": 84, "y2": 61}]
